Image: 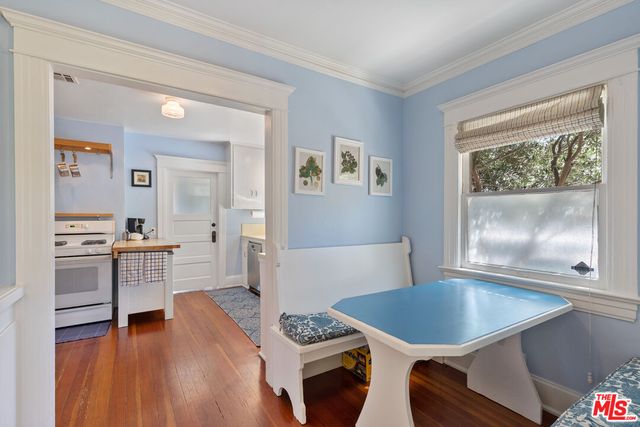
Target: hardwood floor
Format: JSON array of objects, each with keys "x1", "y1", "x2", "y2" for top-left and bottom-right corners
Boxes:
[{"x1": 56, "y1": 291, "x2": 557, "y2": 426}]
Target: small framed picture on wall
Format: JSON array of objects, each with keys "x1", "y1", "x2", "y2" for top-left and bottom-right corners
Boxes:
[
  {"x1": 334, "y1": 136, "x2": 364, "y2": 186},
  {"x1": 294, "y1": 147, "x2": 325, "y2": 195},
  {"x1": 131, "y1": 169, "x2": 152, "y2": 187},
  {"x1": 369, "y1": 156, "x2": 392, "y2": 196}
]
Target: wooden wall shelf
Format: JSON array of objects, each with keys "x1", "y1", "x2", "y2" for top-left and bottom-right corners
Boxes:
[{"x1": 54, "y1": 138, "x2": 113, "y2": 178}]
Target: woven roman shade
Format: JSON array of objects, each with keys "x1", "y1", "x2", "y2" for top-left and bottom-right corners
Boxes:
[{"x1": 455, "y1": 85, "x2": 604, "y2": 153}]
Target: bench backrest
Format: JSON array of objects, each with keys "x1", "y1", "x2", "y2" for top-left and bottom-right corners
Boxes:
[{"x1": 276, "y1": 236, "x2": 413, "y2": 315}]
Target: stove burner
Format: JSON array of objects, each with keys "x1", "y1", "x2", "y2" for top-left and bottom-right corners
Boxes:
[
  {"x1": 81, "y1": 239, "x2": 107, "y2": 246},
  {"x1": 55, "y1": 241, "x2": 68, "y2": 247}
]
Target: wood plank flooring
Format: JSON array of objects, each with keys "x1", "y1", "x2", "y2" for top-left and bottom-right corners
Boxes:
[{"x1": 56, "y1": 291, "x2": 556, "y2": 426}]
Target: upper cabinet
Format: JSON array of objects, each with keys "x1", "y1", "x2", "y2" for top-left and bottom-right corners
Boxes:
[{"x1": 227, "y1": 143, "x2": 265, "y2": 210}]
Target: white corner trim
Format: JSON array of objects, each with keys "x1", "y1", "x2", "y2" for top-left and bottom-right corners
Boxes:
[
  {"x1": 0, "y1": 7, "x2": 295, "y2": 110},
  {"x1": 440, "y1": 355, "x2": 582, "y2": 417},
  {"x1": 101, "y1": 0, "x2": 404, "y2": 96},
  {"x1": 405, "y1": 0, "x2": 635, "y2": 97},
  {"x1": 224, "y1": 275, "x2": 244, "y2": 287}
]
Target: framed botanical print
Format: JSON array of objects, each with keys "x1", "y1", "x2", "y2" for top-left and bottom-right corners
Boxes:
[
  {"x1": 369, "y1": 156, "x2": 392, "y2": 196},
  {"x1": 131, "y1": 169, "x2": 152, "y2": 187},
  {"x1": 294, "y1": 147, "x2": 325, "y2": 195},
  {"x1": 333, "y1": 137, "x2": 364, "y2": 186}
]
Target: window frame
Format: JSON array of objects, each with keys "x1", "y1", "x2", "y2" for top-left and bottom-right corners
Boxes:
[{"x1": 438, "y1": 43, "x2": 639, "y2": 322}]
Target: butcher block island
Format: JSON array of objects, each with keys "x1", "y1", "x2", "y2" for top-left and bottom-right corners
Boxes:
[
  {"x1": 112, "y1": 239, "x2": 181, "y2": 328},
  {"x1": 112, "y1": 239, "x2": 181, "y2": 258}
]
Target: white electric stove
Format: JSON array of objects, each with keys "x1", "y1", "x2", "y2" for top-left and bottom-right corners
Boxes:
[{"x1": 55, "y1": 220, "x2": 115, "y2": 328}]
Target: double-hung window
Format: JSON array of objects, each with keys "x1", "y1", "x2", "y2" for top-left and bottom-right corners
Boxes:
[
  {"x1": 439, "y1": 48, "x2": 639, "y2": 321},
  {"x1": 460, "y1": 86, "x2": 604, "y2": 287}
]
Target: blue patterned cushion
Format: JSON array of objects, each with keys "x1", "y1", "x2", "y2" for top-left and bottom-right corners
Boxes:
[
  {"x1": 279, "y1": 312, "x2": 358, "y2": 346},
  {"x1": 553, "y1": 357, "x2": 640, "y2": 426}
]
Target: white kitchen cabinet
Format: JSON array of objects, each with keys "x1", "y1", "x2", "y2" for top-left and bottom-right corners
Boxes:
[{"x1": 227, "y1": 143, "x2": 265, "y2": 210}]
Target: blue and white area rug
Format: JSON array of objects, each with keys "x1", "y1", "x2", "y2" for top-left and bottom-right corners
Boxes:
[
  {"x1": 206, "y1": 287, "x2": 260, "y2": 346},
  {"x1": 55, "y1": 320, "x2": 111, "y2": 344}
]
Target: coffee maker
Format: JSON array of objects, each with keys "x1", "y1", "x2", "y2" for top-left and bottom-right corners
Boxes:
[{"x1": 126, "y1": 217, "x2": 146, "y2": 239}]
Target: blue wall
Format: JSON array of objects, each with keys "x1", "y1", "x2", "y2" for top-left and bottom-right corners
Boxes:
[
  {"x1": 403, "y1": 1, "x2": 640, "y2": 393},
  {"x1": 0, "y1": 17, "x2": 13, "y2": 286},
  {"x1": 0, "y1": 0, "x2": 404, "y2": 252},
  {"x1": 54, "y1": 118, "x2": 126, "y2": 233}
]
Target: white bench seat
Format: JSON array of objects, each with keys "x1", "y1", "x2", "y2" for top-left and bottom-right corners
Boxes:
[{"x1": 267, "y1": 237, "x2": 413, "y2": 424}]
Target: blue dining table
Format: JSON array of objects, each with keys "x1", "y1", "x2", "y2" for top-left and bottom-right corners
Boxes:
[{"x1": 328, "y1": 278, "x2": 572, "y2": 427}]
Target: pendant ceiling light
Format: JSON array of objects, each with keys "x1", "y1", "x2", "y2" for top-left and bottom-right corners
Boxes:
[{"x1": 161, "y1": 97, "x2": 185, "y2": 119}]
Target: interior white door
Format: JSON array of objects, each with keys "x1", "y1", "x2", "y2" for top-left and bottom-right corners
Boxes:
[{"x1": 166, "y1": 170, "x2": 218, "y2": 292}]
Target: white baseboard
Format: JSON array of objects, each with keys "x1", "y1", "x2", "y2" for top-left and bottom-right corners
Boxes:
[
  {"x1": 173, "y1": 277, "x2": 245, "y2": 294},
  {"x1": 441, "y1": 355, "x2": 581, "y2": 416}
]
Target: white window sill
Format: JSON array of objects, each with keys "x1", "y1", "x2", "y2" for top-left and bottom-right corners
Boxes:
[{"x1": 439, "y1": 266, "x2": 640, "y2": 322}]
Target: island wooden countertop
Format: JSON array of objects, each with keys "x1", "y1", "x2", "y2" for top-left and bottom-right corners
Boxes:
[{"x1": 112, "y1": 239, "x2": 181, "y2": 259}]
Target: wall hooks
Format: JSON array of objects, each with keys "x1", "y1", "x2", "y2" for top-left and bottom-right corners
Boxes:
[
  {"x1": 56, "y1": 150, "x2": 70, "y2": 177},
  {"x1": 69, "y1": 152, "x2": 81, "y2": 177},
  {"x1": 54, "y1": 138, "x2": 113, "y2": 179}
]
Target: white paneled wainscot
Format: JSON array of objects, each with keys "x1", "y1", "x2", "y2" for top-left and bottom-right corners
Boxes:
[{"x1": 0, "y1": 286, "x2": 23, "y2": 427}]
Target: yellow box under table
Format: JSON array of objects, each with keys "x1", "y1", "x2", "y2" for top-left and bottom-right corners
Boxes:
[{"x1": 342, "y1": 345, "x2": 371, "y2": 383}]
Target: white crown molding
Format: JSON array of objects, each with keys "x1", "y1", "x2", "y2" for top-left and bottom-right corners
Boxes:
[
  {"x1": 101, "y1": 0, "x2": 632, "y2": 98},
  {"x1": 404, "y1": 0, "x2": 635, "y2": 97},
  {"x1": 101, "y1": 0, "x2": 404, "y2": 96}
]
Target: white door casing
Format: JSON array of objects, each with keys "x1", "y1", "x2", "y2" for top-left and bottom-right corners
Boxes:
[
  {"x1": 156, "y1": 155, "x2": 228, "y2": 292},
  {"x1": 5, "y1": 8, "x2": 293, "y2": 426},
  {"x1": 166, "y1": 169, "x2": 218, "y2": 292}
]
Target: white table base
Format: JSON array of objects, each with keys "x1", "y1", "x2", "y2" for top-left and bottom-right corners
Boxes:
[
  {"x1": 356, "y1": 336, "x2": 420, "y2": 427},
  {"x1": 358, "y1": 333, "x2": 542, "y2": 426},
  {"x1": 467, "y1": 334, "x2": 542, "y2": 424}
]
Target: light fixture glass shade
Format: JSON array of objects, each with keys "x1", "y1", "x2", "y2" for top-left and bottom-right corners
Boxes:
[{"x1": 161, "y1": 98, "x2": 185, "y2": 119}]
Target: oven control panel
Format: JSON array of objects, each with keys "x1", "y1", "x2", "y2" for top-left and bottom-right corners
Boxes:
[{"x1": 54, "y1": 220, "x2": 115, "y2": 235}]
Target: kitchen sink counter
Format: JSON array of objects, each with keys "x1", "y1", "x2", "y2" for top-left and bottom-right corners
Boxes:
[{"x1": 112, "y1": 239, "x2": 181, "y2": 259}]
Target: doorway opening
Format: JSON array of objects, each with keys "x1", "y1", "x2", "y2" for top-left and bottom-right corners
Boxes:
[{"x1": 52, "y1": 67, "x2": 267, "y2": 337}]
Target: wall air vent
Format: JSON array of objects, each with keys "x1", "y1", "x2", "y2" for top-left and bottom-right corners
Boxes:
[{"x1": 53, "y1": 72, "x2": 79, "y2": 84}]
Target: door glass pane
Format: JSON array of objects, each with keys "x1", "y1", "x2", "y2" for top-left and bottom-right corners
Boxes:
[
  {"x1": 466, "y1": 188, "x2": 598, "y2": 278},
  {"x1": 173, "y1": 176, "x2": 211, "y2": 215}
]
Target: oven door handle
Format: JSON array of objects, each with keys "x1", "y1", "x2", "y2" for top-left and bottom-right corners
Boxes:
[{"x1": 55, "y1": 254, "x2": 113, "y2": 264}]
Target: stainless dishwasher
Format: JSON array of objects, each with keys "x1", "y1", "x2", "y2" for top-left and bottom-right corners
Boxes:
[{"x1": 248, "y1": 241, "x2": 262, "y2": 296}]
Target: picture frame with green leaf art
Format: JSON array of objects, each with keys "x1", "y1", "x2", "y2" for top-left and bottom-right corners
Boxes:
[
  {"x1": 334, "y1": 136, "x2": 364, "y2": 186},
  {"x1": 295, "y1": 147, "x2": 325, "y2": 195},
  {"x1": 369, "y1": 156, "x2": 392, "y2": 196}
]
